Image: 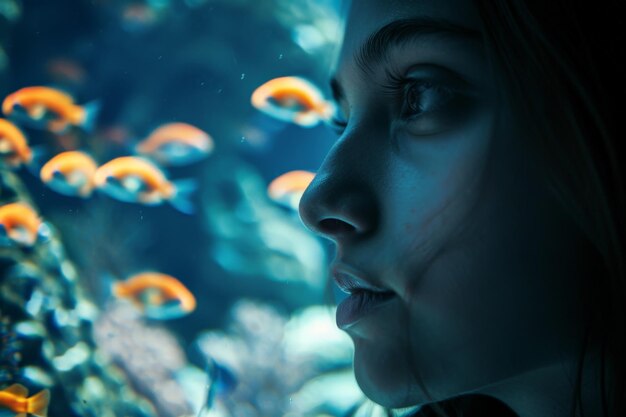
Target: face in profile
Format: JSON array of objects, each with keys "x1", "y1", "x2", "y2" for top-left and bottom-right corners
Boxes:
[{"x1": 299, "y1": 0, "x2": 594, "y2": 409}]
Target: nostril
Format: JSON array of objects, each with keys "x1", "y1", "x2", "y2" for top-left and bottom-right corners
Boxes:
[{"x1": 319, "y1": 218, "x2": 356, "y2": 236}]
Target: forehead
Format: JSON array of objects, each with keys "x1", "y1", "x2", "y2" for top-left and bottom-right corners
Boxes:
[
  {"x1": 331, "y1": 0, "x2": 484, "y2": 101},
  {"x1": 338, "y1": 0, "x2": 483, "y2": 71}
]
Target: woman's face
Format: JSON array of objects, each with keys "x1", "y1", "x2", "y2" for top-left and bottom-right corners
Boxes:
[{"x1": 299, "y1": 0, "x2": 592, "y2": 409}]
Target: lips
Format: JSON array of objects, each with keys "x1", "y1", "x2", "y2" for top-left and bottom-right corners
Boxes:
[{"x1": 331, "y1": 263, "x2": 396, "y2": 329}]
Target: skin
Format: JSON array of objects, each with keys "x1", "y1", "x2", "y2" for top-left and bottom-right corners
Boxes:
[{"x1": 298, "y1": 1, "x2": 602, "y2": 416}]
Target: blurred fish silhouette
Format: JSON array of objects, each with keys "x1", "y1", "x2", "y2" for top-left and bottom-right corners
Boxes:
[
  {"x1": 2, "y1": 86, "x2": 100, "y2": 133},
  {"x1": 0, "y1": 118, "x2": 31, "y2": 169},
  {"x1": 0, "y1": 384, "x2": 49, "y2": 417},
  {"x1": 93, "y1": 156, "x2": 197, "y2": 214},
  {"x1": 112, "y1": 272, "x2": 196, "y2": 319},
  {"x1": 40, "y1": 151, "x2": 98, "y2": 198},
  {"x1": 121, "y1": 3, "x2": 160, "y2": 32},
  {"x1": 251, "y1": 76, "x2": 334, "y2": 128},
  {"x1": 0, "y1": 202, "x2": 50, "y2": 247},
  {"x1": 197, "y1": 358, "x2": 238, "y2": 417},
  {"x1": 267, "y1": 170, "x2": 315, "y2": 210},
  {"x1": 135, "y1": 122, "x2": 214, "y2": 166},
  {"x1": 46, "y1": 58, "x2": 86, "y2": 86}
]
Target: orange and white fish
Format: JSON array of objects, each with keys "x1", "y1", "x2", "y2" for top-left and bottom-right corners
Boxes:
[
  {"x1": 135, "y1": 122, "x2": 214, "y2": 166},
  {"x1": 251, "y1": 76, "x2": 334, "y2": 128},
  {"x1": 2, "y1": 86, "x2": 100, "y2": 133},
  {"x1": 93, "y1": 156, "x2": 196, "y2": 214},
  {"x1": 0, "y1": 202, "x2": 50, "y2": 247},
  {"x1": 0, "y1": 118, "x2": 31, "y2": 168},
  {"x1": 112, "y1": 272, "x2": 196, "y2": 319},
  {"x1": 40, "y1": 151, "x2": 98, "y2": 198},
  {"x1": 267, "y1": 170, "x2": 315, "y2": 210},
  {"x1": 0, "y1": 383, "x2": 50, "y2": 417}
]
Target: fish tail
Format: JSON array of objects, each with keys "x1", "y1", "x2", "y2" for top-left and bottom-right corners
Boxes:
[
  {"x1": 25, "y1": 145, "x2": 49, "y2": 177},
  {"x1": 316, "y1": 100, "x2": 335, "y2": 121},
  {"x1": 169, "y1": 178, "x2": 197, "y2": 215},
  {"x1": 79, "y1": 100, "x2": 101, "y2": 133},
  {"x1": 27, "y1": 388, "x2": 50, "y2": 417},
  {"x1": 111, "y1": 280, "x2": 129, "y2": 298}
]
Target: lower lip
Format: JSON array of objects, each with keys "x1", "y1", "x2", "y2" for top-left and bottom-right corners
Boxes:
[{"x1": 336, "y1": 290, "x2": 396, "y2": 329}]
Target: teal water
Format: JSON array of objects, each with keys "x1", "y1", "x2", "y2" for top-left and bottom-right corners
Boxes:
[{"x1": 0, "y1": 1, "x2": 389, "y2": 416}]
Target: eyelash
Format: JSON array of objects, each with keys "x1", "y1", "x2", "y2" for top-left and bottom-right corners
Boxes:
[
  {"x1": 328, "y1": 70, "x2": 461, "y2": 136},
  {"x1": 384, "y1": 70, "x2": 457, "y2": 119}
]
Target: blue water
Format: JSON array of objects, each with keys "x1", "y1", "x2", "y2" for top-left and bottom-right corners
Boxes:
[{"x1": 0, "y1": 1, "x2": 384, "y2": 416}]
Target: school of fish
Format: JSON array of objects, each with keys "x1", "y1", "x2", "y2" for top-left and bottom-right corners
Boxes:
[{"x1": 0, "y1": 74, "x2": 329, "y2": 414}]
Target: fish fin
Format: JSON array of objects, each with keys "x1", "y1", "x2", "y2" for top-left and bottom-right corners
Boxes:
[
  {"x1": 99, "y1": 272, "x2": 124, "y2": 302},
  {"x1": 36, "y1": 222, "x2": 52, "y2": 244},
  {"x1": 80, "y1": 100, "x2": 101, "y2": 133},
  {"x1": 110, "y1": 279, "x2": 127, "y2": 299},
  {"x1": 27, "y1": 388, "x2": 50, "y2": 417},
  {"x1": 48, "y1": 119, "x2": 70, "y2": 134},
  {"x1": 24, "y1": 145, "x2": 49, "y2": 177},
  {"x1": 144, "y1": 303, "x2": 187, "y2": 320},
  {"x1": 3, "y1": 383, "x2": 28, "y2": 396},
  {"x1": 169, "y1": 179, "x2": 197, "y2": 215},
  {"x1": 316, "y1": 100, "x2": 336, "y2": 121}
]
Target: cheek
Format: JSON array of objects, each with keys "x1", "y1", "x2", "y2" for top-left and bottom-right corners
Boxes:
[
  {"x1": 391, "y1": 130, "x2": 591, "y2": 397},
  {"x1": 391, "y1": 139, "x2": 491, "y2": 299}
]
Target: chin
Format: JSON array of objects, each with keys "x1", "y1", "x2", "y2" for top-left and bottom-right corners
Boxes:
[{"x1": 352, "y1": 339, "x2": 425, "y2": 408}]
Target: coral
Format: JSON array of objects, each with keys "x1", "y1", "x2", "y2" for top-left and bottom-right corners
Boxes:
[
  {"x1": 93, "y1": 300, "x2": 194, "y2": 417},
  {"x1": 0, "y1": 170, "x2": 154, "y2": 417},
  {"x1": 196, "y1": 299, "x2": 363, "y2": 417},
  {"x1": 0, "y1": 313, "x2": 21, "y2": 385}
]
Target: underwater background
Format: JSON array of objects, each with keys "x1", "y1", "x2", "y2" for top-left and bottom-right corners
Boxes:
[{"x1": 0, "y1": 0, "x2": 404, "y2": 416}]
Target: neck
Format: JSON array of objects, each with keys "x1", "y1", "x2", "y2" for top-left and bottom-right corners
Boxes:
[{"x1": 479, "y1": 348, "x2": 607, "y2": 417}]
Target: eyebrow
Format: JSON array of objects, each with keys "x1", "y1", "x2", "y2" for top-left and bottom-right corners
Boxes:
[{"x1": 330, "y1": 17, "x2": 482, "y2": 103}]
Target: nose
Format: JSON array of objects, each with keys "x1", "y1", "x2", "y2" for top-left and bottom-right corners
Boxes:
[{"x1": 298, "y1": 139, "x2": 380, "y2": 243}]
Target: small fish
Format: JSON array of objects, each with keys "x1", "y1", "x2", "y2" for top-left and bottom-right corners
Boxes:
[
  {"x1": 0, "y1": 118, "x2": 31, "y2": 168},
  {"x1": 121, "y1": 3, "x2": 159, "y2": 32},
  {"x1": 267, "y1": 170, "x2": 315, "y2": 210},
  {"x1": 112, "y1": 272, "x2": 196, "y2": 319},
  {"x1": 93, "y1": 156, "x2": 196, "y2": 214},
  {"x1": 2, "y1": 86, "x2": 100, "y2": 133},
  {"x1": 40, "y1": 151, "x2": 98, "y2": 198},
  {"x1": 251, "y1": 76, "x2": 334, "y2": 127},
  {"x1": 135, "y1": 122, "x2": 214, "y2": 166},
  {"x1": 0, "y1": 202, "x2": 50, "y2": 247},
  {"x1": 0, "y1": 383, "x2": 50, "y2": 417},
  {"x1": 46, "y1": 58, "x2": 86, "y2": 85},
  {"x1": 197, "y1": 358, "x2": 238, "y2": 417}
]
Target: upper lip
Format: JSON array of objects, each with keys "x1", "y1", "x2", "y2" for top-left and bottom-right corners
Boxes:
[{"x1": 331, "y1": 262, "x2": 393, "y2": 295}]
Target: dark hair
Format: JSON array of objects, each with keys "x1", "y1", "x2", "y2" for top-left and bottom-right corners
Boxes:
[
  {"x1": 394, "y1": 1, "x2": 625, "y2": 417},
  {"x1": 476, "y1": 2, "x2": 624, "y2": 416}
]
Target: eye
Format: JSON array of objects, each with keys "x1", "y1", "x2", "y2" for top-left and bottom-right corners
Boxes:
[
  {"x1": 384, "y1": 69, "x2": 478, "y2": 136},
  {"x1": 404, "y1": 81, "x2": 456, "y2": 117}
]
